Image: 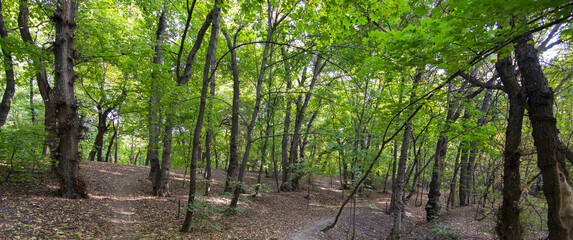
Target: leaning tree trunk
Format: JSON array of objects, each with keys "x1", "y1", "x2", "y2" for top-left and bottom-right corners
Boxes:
[
  {"x1": 18, "y1": 0, "x2": 57, "y2": 154},
  {"x1": 0, "y1": 1, "x2": 16, "y2": 130},
  {"x1": 180, "y1": 5, "x2": 218, "y2": 232},
  {"x1": 515, "y1": 32, "x2": 572, "y2": 240},
  {"x1": 53, "y1": 0, "x2": 87, "y2": 199},
  {"x1": 495, "y1": 54, "x2": 525, "y2": 240}
]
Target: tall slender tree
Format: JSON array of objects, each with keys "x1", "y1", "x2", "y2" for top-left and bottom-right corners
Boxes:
[{"x1": 0, "y1": 0, "x2": 16, "y2": 130}]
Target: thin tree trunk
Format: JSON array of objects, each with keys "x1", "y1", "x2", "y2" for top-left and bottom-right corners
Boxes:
[
  {"x1": 390, "y1": 72, "x2": 420, "y2": 239},
  {"x1": 18, "y1": 0, "x2": 57, "y2": 154},
  {"x1": 180, "y1": 5, "x2": 219, "y2": 232},
  {"x1": 222, "y1": 27, "x2": 241, "y2": 193},
  {"x1": 0, "y1": 1, "x2": 16, "y2": 129},
  {"x1": 425, "y1": 83, "x2": 463, "y2": 221},
  {"x1": 282, "y1": 56, "x2": 326, "y2": 191},
  {"x1": 230, "y1": 3, "x2": 274, "y2": 209},
  {"x1": 105, "y1": 121, "x2": 116, "y2": 163},
  {"x1": 280, "y1": 47, "x2": 294, "y2": 189},
  {"x1": 448, "y1": 145, "x2": 462, "y2": 209},
  {"x1": 204, "y1": 15, "x2": 219, "y2": 197}
]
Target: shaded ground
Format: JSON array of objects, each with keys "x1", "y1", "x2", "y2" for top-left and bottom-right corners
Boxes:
[{"x1": 0, "y1": 161, "x2": 539, "y2": 239}]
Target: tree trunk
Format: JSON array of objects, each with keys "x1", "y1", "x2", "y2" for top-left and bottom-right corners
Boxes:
[
  {"x1": 0, "y1": 1, "x2": 16, "y2": 129},
  {"x1": 458, "y1": 112, "x2": 471, "y2": 206},
  {"x1": 204, "y1": 12, "x2": 219, "y2": 197},
  {"x1": 180, "y1": 5, "x2": 218, "y2": 232},
  {"x1": 53, "y1": 0, "x2": 87, "y2": 199},
  {"x1": 390, "y1": 72, "x2": 420, "y2": 239},
  {"x1": 425, "y1": 84, "x2": 462, "y2": 221},
  {"x1": 18, "y1": 0, "x2": 57, "y2": 154},
  {"x1": 280, "y1": 47, "x2": 294, "y2": 190},
  {"x1": 230, "y1": 4, "x2": 274, "y2": 209},
  {"x1": 515, "y1": 32, "x2": 572, "y2": 240},
  {"x1": 282, "y1": 56, "x2": 326, "y2": 191},
  {"x1": 155, "y1": 115, "x2": 172, "y2": 197},
  {"x1": 447, "y1": 146, "x2": 462, "y2": 209},
  {"x1": 104, "y1": 121, "x2": 116, "y2": 163},
  {"x1": 146, "y1": 9, "x2": 167, "y2": 181},
  {"x1": 495, "y1": 54, "x2": 525, "y2": 240},
  {"x1": 222, "y1": 27, "x2": 240, "y2": 193},
  {"x1": 89, "y1": 107, "x2": 112, "y2": 162}
]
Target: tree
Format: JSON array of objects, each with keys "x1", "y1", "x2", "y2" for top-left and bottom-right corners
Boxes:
[
  {"x1": 516, "y1": 31, "x2": 573, "y2": 240},
  {"x1": 17, "y1": 0, "x2": 57, "y2": 154},
  {"x1": 390, "y1": 72, "x2": 421, "y2": 239},
  {"x1": 222, "y1": 26, "x2": 241, "y2": 193},
  {"x1": 180, "y1": 3, "x2": 219, "y2": 232},
  {"x1": 0, "y1": 0, "x2": 16, "y2": 130},
  {"x1": 53, "y1": 0, "x2": 87, "y2": 199}
]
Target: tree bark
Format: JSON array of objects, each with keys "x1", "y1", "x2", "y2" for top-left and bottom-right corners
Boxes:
[
  {"x1": 180, "y1": 5, "x2": 219, "y2": 232},
  {"x1": 146, "y1": 9, "x2": 166, "y2": 182},
  {"x1": 281, "y1": 56, "x2": 326, "y2": 191},
  {"x1": 89, "y1": 107, "x2": 113, "y2": 162},
  {"x1": 425, "y1": 83, "x2": 463, "y2": 221},
  {"x1": 390, "y1": 72, "x2": 421, "y2": 239},
  {"x1": 222, "y1": 27, "x2": 241, "y2": 193},
  {"x1": 18, "y1": 0, "x2": 57, "y2": 154},
  {"x1": 280, "y1": 47, "x2": 294, "y2": 190},
  {"x1": 0, "y1": 0, "x2": 16, "y2": 129},
  {"x1": 230, "y1": 3, "x2": 274, "y2": 209},
  {"x1": 515, "y1": 32, "x2": 572, "y2": 240},
  {"x1": 53, "y1": 0, "x2": 87, "y2": 199},
  {"x1": 495, "y1": 54, "x2": 525, "y2": 240}
]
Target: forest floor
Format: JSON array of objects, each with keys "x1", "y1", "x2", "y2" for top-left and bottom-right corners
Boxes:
[{"x1": 0, "y1": 161, "x2": 545, "y2": 239}]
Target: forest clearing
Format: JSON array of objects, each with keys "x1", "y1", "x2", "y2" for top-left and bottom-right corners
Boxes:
[{"x1": 1, "y1": 0, "x2": 573, "y2": 239}]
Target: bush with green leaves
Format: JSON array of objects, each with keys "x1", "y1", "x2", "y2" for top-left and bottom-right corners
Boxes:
[{"x1": 0, "y1": 124, "x2": 48, "y2": 183}]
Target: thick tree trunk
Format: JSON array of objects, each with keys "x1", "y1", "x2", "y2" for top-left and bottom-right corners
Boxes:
[
  {"x1": 180, "y1": 5, "x2": 218, "y2": 232},
  {"x1": 0, "y1": 1, "x2": 16, "y2": 129},
  {"x1": 53, "y1": 0, "x2": 87, "y2": 199},
  {"x1": 146, "y1": 9, "x2": 166, "y2": 181},
  {"x1": 515, "y1": 33, "x2": 572, "y2": 240},
  {"x1": 222, "y1": 28, "x2": 240, "y2": 193},
  {"x1": 495, "y1": 54, "x2": 525, "y2": 240}
]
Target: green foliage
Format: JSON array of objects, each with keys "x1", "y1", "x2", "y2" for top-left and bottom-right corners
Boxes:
[
  {"x1": 0, "y1": 124, "x2": 48, "y2": 183},
  {"x1": 183, "y1": 198, "x2": 224, "y2": 232},
  {"x1": 522, "y1": 196, "x2": 549, "y2": 232},
  {"x1": 420, "y1": 223, "x2": 460, "y2": 240}
]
